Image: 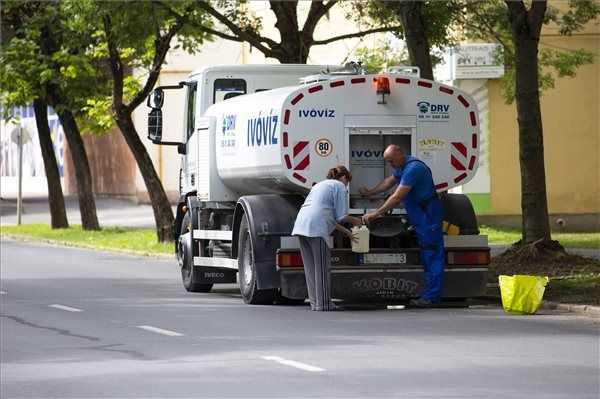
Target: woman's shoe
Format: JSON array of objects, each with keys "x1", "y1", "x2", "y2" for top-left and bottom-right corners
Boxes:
[{"x1": 324, "y1": 303, "x2": 344, "y2": 311}]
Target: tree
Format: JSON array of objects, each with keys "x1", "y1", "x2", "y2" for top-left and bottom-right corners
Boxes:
[
  {"x1": 460, "y1": 0, "x2": 599, "y2": 254},
  {"x1": 81, "y1": 1, "x2": 211, "y2": 241},
  {"x1": 460, "y1": 1, "x2": 597, "y2": 103},
  {"x1": 351, "y1": 1, "x2": 463, "y2": 79},
  {"x1": 381, "y1": 1, "x2": 433, "y2": 79},
  {"x1": 1, "y1": 1, "x2": 98, "y2": 229},
  {"x1": 33, "y1": 98, "x2": 69, "y2": 228},
  {"x1": 2, "y1": 3, "x2": 70, "y2": 229},
  {"x1": 506, "y1": 1, "x2": 552, "y2": 247},
  {"x1": 174, "y1": 1, "x2": 403, "y2": 64},
  {"x1": 1, "y1": 1, "x2": 101, "y2": 230}
]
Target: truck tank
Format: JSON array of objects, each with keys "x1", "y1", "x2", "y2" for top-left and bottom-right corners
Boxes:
[{"x1": 203, "y1": 74, "x2": 481, "y2": 200}]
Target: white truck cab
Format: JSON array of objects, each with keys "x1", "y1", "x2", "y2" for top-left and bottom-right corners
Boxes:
[{"x1": 147, "y1": 64, "x2": 489, "y2": 305}]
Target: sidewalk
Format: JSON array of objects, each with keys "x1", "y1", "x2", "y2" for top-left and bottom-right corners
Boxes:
[{"x1": 0, "y1": 196, "x2": 173, "y2": 229}]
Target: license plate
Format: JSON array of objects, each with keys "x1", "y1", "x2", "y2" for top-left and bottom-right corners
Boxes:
[{"x1": 362, "y1": 253, "x2": 407, "y2": 264}]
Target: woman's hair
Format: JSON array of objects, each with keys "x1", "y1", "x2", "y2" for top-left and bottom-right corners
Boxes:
[{"x1": 326, "y1": 165, "x2": 352, "y2": 182}]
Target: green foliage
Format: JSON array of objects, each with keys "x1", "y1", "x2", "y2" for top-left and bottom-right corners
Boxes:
[
  {"x1": 462, "y1": 0, "x2": 599, "y2": 103},
  {"x1": 214, "y1": 0, "x2": 262, "y2": 34},
  {"x1": 354, "y1": 1, "x2": 598, "y2": 102},
  {"x1": 0, "y1": 0, "x2": 109, "y2": 129},
  {"x1": 81, "y1": 98, "x2": 113, "y2": 134},
  {"x1": 88, "y1": 0, "x2": 211, "y2": 70},
  {"x1": 550, "y1": 0, "x2": 600, "y2": 35},
  {"x1": 1, "y1": 0, "x2": 212, "y2": 132},
  {"x1": 355, "y1": 39, "x2": 409, "y2": 73},
  {"x1": 347, "y1": 1, "x2": 462, "y2": 50}
]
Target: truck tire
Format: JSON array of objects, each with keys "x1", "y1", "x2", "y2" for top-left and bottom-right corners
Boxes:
[
  {"x1": 237, "y1": 216, "x2": 275, "y2": 304},
  {"x1": 439, "y1": 193, "x2": 479, "y2": 235},
  {"x1": 179, "y1": 211, "x2": 213, "y2": 293}
]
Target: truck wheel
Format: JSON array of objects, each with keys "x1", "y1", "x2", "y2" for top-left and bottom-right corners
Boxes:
[
  {"x1": 237, "y1": 216, "x2": 275, "y2": 304},
  {"x1": 179, "y1": 211, "x2": 213, "y2": 293}
]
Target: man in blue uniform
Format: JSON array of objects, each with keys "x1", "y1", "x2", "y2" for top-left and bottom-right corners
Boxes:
[{"x1": 360, "y1": 145, "x2": 444, "y2": 307}]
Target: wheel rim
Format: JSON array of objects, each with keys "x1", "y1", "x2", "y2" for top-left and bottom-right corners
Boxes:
[
  {"x1": 241, "y1": 232, "x2": 253, "y2": 286},
  {"x1": 178, "y1": 235, "x2": 191, "y2": 282},
  {"x1": 177, "y1": 236, "x2": 186, "y2": 268}
]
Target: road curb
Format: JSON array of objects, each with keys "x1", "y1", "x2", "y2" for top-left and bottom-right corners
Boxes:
[{"x1": 541, "y1": 301, "x2": 600, "y2": 318}]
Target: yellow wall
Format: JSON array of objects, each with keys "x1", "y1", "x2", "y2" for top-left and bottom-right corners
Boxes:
[{"x1": 488, "y1": 25, "x2": 599, "y2": 215}]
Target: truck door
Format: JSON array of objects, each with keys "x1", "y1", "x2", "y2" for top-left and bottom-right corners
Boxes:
[
  {"x1": 182, "y1": 82, "x2": 198, "y2": 194},
  {"x1": 347, "y1": 123, "x2": 416, "y2": 211}
]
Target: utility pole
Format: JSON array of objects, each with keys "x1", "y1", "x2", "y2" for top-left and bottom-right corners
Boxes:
[
  {"x1": 11, "y1": 125, "x2": 30, "y2": 225},
  {"x1": 17, "y1": 126, "x2": 23, "y2": 225}
]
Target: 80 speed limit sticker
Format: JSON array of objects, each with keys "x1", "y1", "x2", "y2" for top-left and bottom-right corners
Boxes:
[{"x1": 315, "y1": 138, "x2": 333, "y2": 157}]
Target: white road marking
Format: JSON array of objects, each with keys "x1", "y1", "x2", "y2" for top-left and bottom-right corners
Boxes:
[
  {"x1": 49, "y1": 304, "x2": 83, "y2": 312},
  {"x1": 0, "y1": 291, "x2": 6, "y2": 295},
  {"x1": 261, "y1": 356, "x2": 325, "y2": 372},
  {"x1": 387, "y1": 305, "x2": 406, "y2": 310},
  {"x1": 136, "y1": 325, "x2": 184, "y2": 337}
]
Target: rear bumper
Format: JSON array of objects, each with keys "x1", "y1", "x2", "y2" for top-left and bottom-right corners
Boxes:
[{"x1": 279, "y1": 265, "x2": 488, "y2": 302}]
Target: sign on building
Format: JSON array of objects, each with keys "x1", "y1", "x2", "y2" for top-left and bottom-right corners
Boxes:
[{"x1": 451, "y1": 44, "x2": 504, "y2": 80}]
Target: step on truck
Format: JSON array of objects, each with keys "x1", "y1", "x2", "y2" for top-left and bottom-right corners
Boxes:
[{"x1": 146, "y1": 64, "x2": 490, "y2": 305}]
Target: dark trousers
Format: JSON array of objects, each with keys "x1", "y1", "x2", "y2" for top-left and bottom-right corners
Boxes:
[
  {"x1": 297, "y1": 236, "x2": 335, "y2": 311},
  {"x1": 406, "y1": 198, "x2": 445, "y2": 302}
]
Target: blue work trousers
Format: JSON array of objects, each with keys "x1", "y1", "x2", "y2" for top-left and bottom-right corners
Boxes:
[{"x1": 405, "y1": 198, "x2": 445, "y2": 302}]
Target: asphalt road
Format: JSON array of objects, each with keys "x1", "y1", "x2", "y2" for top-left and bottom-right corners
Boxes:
[{"x1": 1, "y1": 239, "x2": 599, "y2": 399}]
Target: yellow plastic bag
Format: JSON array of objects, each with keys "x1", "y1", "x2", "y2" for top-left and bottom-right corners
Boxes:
[{"x1": 499, "y1": 275, "x2": 549, "y2": 315}]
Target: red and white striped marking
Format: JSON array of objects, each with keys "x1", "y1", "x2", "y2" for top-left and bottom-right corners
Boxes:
[
  {"x1": 451, "y1": 142, "x2": 468, "y2": 171},
  {"x1": 292, "y1": 141, "x2": 310, "y2": 171}
]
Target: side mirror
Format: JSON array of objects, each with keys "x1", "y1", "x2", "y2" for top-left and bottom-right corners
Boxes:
[
  {"x1": 146, "y1": 84, "x2": 187, "y2": 147},
  {"x1": 149, "y1": 89, "x2": 164, "y2": 109},
  {"x1": 148, "y1": 108, "x2": 163, "y2": 144}
]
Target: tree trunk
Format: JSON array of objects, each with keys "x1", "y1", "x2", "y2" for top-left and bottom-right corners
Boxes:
[
  {"x1": 114, "y1": 110, "x2": 174, "y2": 242},
  {"x1": 277, "y1": 43, "x2": 309, "y2": 64},
  {"x1": 32, "y1": 98, "x2": 69, "y2": 229},
  {"x1": 514, "y1": 39, "x2": 551, "y2": 243},
  {"x1": 56, "y1": 108, "x2": 100, "y2": 230},
  {"x1": 507, "y1": 1, "x2": 552, "y2": 244},
  {"x1": 386, "y1": 1, "x2": 434, "y2": 80},
  {"x1": 270, "y1": 1, "x2": 309, "y2": 63}
]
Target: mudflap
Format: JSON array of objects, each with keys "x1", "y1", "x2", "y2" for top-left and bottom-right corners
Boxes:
[
  {"x1": 279, "y1": 266, "x2": 488, "y2": 303},
  {"x1": 193, "y1": 267, "x2": 237, "y2": 284}
]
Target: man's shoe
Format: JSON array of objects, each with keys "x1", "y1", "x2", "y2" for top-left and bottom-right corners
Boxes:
[{"x1": 409, "y1": 298, "x2": 434, "y2": 308}]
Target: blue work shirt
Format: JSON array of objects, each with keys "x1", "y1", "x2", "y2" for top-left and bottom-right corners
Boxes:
[
  {"x1": 292, "y1": 179, "x2": 349, "y2": 245},
  {"x1": 392, "y1": 156, "x2": 437, "y2": 204}
]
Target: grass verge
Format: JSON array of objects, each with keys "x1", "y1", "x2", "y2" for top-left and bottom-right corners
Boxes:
[
  {"x1": 488, "y1": 252, "x2": 600, "y2": 305},
  {"x1": 544, "y1": 274, "x2": 600, "y2": 305},
  {"x1": 1, "y1": 224, "x2": 172, "y2": 256},
  {"x1": 480, "y1": 225, "x2": 599, "y2": 249}
]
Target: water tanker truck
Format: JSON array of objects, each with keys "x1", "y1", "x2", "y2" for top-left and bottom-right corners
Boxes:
[{"x1": 146, "y1": 64, "x2": 490, "y2": 305}]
